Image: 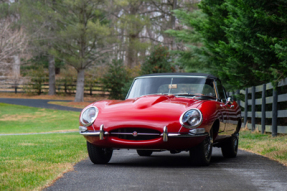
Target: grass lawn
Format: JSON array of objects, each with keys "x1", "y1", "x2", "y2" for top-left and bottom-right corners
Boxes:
[
  {"x1": 0, "y1": 103, "x2": 80, "y2": 134},
  {"x1": 0, "y1": 133, "x2": 87, "y2": 191},
  {"x1": 239, "y1": 129, "x2": 287, "y2": 166},
  {"x1": 0, "y1": 103, "x2": 87, "y2": 190}
]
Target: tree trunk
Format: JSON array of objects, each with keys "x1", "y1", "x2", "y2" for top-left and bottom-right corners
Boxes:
[
  {"x1": 127, "y1": 37, "x2": 136, "y2": 68},
  {"x1": 13, "y1": 55, "x2": 20, "y2": 80},
  {"x1": 74, "y1": 69, "x2": 85, "y2": 102},
  {"x1": 48, "y1": 55, "x2": 56, "y2": 95}
]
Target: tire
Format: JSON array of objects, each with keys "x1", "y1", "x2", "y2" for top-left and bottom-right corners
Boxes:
[
  {"x1": 221, "y1": 136, "x2": 238, "y2": 158},
  {"x1": 189, "y1": 133, "x2": 213, "y2": 166},
  {"x1": 87, "y1": 141, "x2": 113, "y2": 164},
  {"x1": 137, "y1": 150, "x2": 153, "y2": 156}
]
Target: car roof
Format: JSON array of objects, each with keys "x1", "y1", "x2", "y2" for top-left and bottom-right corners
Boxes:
[{"x1": 139, "y1": 73, "x2": 219, "y2": 80}]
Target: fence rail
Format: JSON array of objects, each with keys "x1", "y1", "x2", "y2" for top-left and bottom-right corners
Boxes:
[
  {"x1": 0, "y1": 80, "x2": 110, "y2": 96},
  {"x1": 228, "y1": 78, "x2": 287, "y2": 136}
]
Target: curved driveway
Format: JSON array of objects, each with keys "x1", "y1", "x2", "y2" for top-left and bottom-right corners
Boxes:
[
  {"x1": 45, "y1": 149, "x2": 287, "y2": 191},
  {"x1": 1, "y1": 98, "x2": 287, "y2": 190}
]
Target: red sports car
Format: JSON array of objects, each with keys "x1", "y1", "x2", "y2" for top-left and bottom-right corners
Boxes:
[{"x1": 79, "y1": 73, "x2": 241, "y2": 166}]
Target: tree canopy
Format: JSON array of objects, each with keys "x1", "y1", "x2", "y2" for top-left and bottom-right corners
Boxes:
[{"x1": 167, "y1": 0, "x2": 287, "y2": 90}]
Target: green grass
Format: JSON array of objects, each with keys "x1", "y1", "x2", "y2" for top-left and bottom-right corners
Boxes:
[
  {"x1": 239, "y1": 130, "x2": 287, "y2": 166},
  {"x1": 0, "y1": 103, "x2": 80, "y2": 134},
  {"x1": 0, "y1": 133, "x2": 87, "y2": 191},
  {"x1": 0, "y1": 103, "x2": 87, "y2": 191}
]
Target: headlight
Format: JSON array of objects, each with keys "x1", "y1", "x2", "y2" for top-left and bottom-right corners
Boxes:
[
  {"x1": 180, "y1": 109, "x2": 202, "y2": 129},
  {"x1": 80, "y1": 106, "x2": 99, "y2": 126}
]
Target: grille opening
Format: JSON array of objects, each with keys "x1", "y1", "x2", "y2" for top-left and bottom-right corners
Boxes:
[{"x1": 110, "y1": 128, "x2": 161, "y2": 141}]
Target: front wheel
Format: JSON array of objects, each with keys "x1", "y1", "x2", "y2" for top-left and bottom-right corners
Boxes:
[
  {"x1": 189, "y1": 133, "x2": 213, "y2": 166},
  {"x1": 87, "y1": 141, "x2": 113, "y2": 164},
  {"x1": 221, "y1": 136, "x2": 238, "y2": 158},
  {"x1": 137, "y1": 150, "x2": 153, "y2": 156}
]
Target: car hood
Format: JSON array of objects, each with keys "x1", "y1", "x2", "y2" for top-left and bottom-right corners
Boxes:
[{"x1": 89, "y1": 95, "x2": 205, "y2": 132}]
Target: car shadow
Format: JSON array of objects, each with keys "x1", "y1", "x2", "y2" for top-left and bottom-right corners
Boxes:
[{"x1": 105, "y1": 149, "x2": 244, "y2": 168}]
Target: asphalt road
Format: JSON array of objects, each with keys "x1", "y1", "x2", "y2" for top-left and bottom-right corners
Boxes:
[
  {"x1": 45, "y1": 148, "x2": 287, "y2": 191},
  {"x1": 2, "y1": 98, "x2": 287, "y2": 190}
]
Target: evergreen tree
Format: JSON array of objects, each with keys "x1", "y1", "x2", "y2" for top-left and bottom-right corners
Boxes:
[
  {"x1": 168, "y1": 0, "x2": 287, "y2": 90},
  {"x1": 141, "y1": 45, "x2": 175, "y2": 75},
  {"x1": 101, "y1": 59, "x2": 130, "y2": 100}
]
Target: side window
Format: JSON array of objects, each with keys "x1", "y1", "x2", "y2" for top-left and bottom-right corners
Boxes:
[{"x1": 216, "y1": 81, "x2": 227, "y2": 102}]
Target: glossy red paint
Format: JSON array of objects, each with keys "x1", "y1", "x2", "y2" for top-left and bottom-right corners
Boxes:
[{"x1": 80, "y1": 94, "x2": 241, "y2": 150}]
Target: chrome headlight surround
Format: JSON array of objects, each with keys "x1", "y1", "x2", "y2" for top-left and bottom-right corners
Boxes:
[
  {"x1": 179, "y1": 108, "x2": 203, "y2": 129},
  {"x1": 80, "y1": 106, "x2": 99, "y2": 126}
]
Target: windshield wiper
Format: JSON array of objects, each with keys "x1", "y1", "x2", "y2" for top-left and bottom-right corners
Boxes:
[{"x1": 173, "y1": 93, "x2": 197, "y2": 96}]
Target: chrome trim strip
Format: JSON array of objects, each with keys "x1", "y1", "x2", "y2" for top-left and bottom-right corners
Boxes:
[
  {"x1": 79, "y1": 126, "x2": 87, "y2": 131},
  {"x1": 110, "y1": 132, "x2": 160, "y2": 136},
  {"x1": 163, "y1": 126, "x2": 168, "y2": 142},
  {"x1": 161, "y1": 132, "x2": 208, "y2": 138},
  {"x1": 80, "y1": 131, "x2": 109, "y2": 136},
  {"x1": 80, "y1": 131, "x2": 208, "y2": 138}
]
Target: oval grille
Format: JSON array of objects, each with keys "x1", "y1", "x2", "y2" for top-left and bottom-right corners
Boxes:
[{"x1": 110, "y1": 128, "x2": 161, "y2": 141}]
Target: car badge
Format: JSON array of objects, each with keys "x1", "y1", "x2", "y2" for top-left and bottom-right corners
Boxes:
[{"x1": 132, "y1": 131, "x2": 138, "y2": 137}]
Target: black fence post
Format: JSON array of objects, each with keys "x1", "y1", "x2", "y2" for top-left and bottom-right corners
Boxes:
[
  {"x1": 261, "y1": 84, "x2": 266, "y2": 134},
  {"x1": 272, "y1": 84, "x2": 278, "y2": 137},
  {"x1": 244, "y1": 88, "x2": 248, "y2": 127},
  {"x1": 251, "y1": 86, "x2": 255, "y2": 131}
]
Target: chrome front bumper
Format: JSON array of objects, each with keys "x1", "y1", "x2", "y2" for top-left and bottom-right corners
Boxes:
[{"x1": 79, "y1": 125, "x2": 208, "y2": 142}]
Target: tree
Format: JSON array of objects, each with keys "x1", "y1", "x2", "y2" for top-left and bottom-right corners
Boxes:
[
  {"x1": 111, "y1": 0, "x2": 198, "y2": 68},
  {"x1": 167, "y1": 0, "x2": 287, "y2": 90},
  {"x1": 50, "y1": 0, "x2": 114, "y2": 102},
  {"x1": 222, "y1": 0, "x2": 287, "y2": 86},
  {"x1": 20, "y1": 0, "x2": 58, "y2": 95},
  {"x1": 0, "y1": 21, "x2": 27, "y2": 76},
  {"x1": 0, "y1": 0, "x2": 27, "y2": 79},
  {"x1": 101, "y1": 59, "x2": 130, "y2": 100},
  {"x1": 141, "y1": 45, "x2": 175, "y2": 75}
]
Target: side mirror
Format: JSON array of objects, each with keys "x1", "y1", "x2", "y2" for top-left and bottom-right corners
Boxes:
[{"x1": 226, "y1": 97, "x2": 233, "y2": 105}]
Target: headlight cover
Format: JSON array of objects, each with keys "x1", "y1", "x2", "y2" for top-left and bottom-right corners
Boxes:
[
  {"x1": 180, "y1": 109, "x2": 203, "y2": 129},
  {"x1": 80, "y1": 106, "x2": 99, "y2": 126}
]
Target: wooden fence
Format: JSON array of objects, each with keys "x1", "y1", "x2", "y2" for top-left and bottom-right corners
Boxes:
[
  {"x1": 228, "y1": 78, "x2": 287, "y2": 136},
  {"x1": 0, "y1": 79, "x2": 110, "y2": 96}
]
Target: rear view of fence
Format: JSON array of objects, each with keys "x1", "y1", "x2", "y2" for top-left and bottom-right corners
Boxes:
[{"x1": 228, "y1": 78, "x2": 287, "y2": 136}]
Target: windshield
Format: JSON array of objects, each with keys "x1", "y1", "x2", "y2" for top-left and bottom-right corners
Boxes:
[{"x1": 126, "y1": 76, "x2": 216, "y2": 99}]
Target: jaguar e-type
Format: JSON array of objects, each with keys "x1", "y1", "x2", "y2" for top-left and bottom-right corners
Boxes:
[{"x1": 79, "y1": 73, "x2": 241, "y2": 166}]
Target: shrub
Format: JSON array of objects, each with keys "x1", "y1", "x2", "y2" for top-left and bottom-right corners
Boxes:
[
  {"x1": 140, "y1": 45, "x2": 175, "y2": 75},
  {"x1": 101, "y1": 59, "x2": 131, "y2": 100}
]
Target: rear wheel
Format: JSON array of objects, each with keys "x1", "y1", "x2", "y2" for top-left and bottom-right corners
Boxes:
[
  {"x1": 221, "y1": 136, "x2": 238, "y2": 158},
  {"x1": 189, "y1": 132, "x2": 213, "y2": 166},
  {"x1": 137, "y1": 150, "x2": 153, "y2": 156},
  {"x1": 87, "y1": 141, "x2": 113, "y2": 164}
]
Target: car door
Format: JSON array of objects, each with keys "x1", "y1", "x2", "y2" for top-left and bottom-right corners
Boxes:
[
  {"x1": 215, "y1": 80, "x2": 231, "y2": 136},
  {"x1": 225, "y1": 95, "x2": 239, "y2": 134}
]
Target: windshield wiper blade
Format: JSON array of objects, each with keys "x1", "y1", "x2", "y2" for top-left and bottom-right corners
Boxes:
[{"x1": 173, "y1": 93, "x2": 196, "y2": 96}]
